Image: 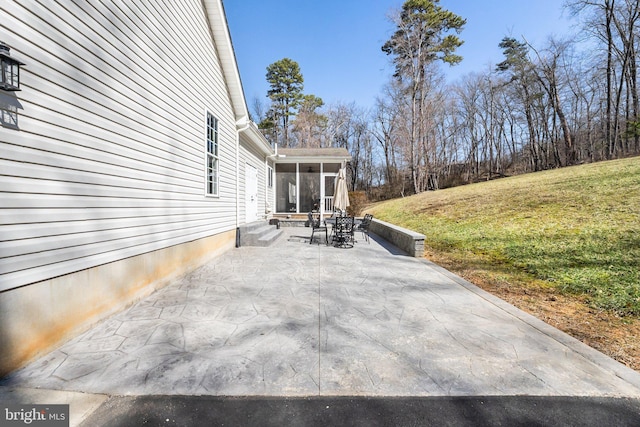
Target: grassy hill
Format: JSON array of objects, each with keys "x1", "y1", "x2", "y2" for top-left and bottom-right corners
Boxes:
[{"x1": 367, "y1": 157, "x2": 640, "y2": 317}]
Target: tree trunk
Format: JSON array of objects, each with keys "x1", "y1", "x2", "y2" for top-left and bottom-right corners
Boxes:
[{"x1": 606, "y1": 0, "x2": 615, "y2": 158}]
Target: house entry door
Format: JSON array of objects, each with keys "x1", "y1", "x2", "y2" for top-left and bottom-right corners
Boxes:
[{"x1": 245, "y1": 163, "x2": 258, "y2": 222}]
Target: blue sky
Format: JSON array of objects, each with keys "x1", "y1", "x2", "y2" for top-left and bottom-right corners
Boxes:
[{"x1": 224, "y1": 1, "x2": 578, "y2": 111}]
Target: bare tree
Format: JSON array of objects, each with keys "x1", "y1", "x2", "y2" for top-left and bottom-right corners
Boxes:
[
  {"x1": 372, "y1": 87, "x2": 401, "y2": 191},
  {"x1": 496, "y1": 37, "x2": 546, "y2": 171},
  {"x1": 291, "y1": 95, "x2": 326, "y2": 148},
  {"x1": 382, "y1": 0, "x2": 465, "y2": 193},
  {"x1": 566, "y1": 0, "x2": 640, "y2": 158},
  {"x1": 610, "y1": 0, "x2": 640, "y2": 154},
  {"x1": 529, "y1": 38, "x2": 576, "y2": 165},
  {"x1": 323, "y1": 103, "x2": 373, "y2": 191},
  {"x1": 250, "y1": 95, "x2": 268, "y2": 124}
]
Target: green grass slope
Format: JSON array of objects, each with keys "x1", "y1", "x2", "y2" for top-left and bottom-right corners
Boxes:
[{"x1": 367, "y1": 157, "x2": 640, "y2": 316}]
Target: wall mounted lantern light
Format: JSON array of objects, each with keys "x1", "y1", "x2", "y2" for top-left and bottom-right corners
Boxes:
[{"x1": 0, "y1": 42, "x2": 25, "y2": 92}]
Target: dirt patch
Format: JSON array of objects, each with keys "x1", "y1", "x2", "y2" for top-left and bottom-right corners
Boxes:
[{"x1": 427, "y1": 254, "x2": 640, "y2": 372}]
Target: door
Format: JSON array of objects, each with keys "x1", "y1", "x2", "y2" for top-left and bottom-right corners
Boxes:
[
  {"x1": 322, "y1": 174, "x2": 337, "y2": 215},
  {"x1": 245, "y1": 163, "x2": 258, "y2": 222}
]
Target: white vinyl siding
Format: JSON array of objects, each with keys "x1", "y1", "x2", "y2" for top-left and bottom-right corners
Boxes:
[
  {"x1": 238, "y1": 134, "x2": 267, "y2": 224},
  {"x1": 0, "y1": 0, "x2": 240, "y2": 291}
]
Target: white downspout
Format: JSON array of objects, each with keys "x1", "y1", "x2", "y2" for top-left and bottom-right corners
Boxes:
[
  {"x1": 267, "y1": 144, "x2": 286, "y2": 218},
  {"x1": 264, "y1": 156, "x2": 268, "y2": 216},
  {"x1": 236, "y1": 117, "x2": 251, "y2": 240},
  {"x1": 320, "y1": 163, "x2": 325, "y2": 219},
  {"x1": 264, "y1": 157, "x2": 273, "y2": 218}
]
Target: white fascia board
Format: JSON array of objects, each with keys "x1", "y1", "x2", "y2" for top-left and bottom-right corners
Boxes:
[
  {"x1": 203, "y1": 0, "x2": 273, "y2": 158},
  {"x1": 202, "y1": 0, "x2": 248, "y2": 123},
  {"x1": 243, "y1": 122, "x2": 274, "y2": 156},
  {"x1": 275, "y1": 155, "x2": 352, "y2": 164}
]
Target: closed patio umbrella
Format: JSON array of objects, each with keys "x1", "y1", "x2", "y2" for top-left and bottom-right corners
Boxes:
[{"x1": 333, "y1": 166, "x2": 350, "y2": 214}]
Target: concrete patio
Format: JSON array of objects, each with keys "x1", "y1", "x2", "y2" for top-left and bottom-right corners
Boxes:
[{"x1": 2, "y1": 227, "x2": 640, "y2": 424}]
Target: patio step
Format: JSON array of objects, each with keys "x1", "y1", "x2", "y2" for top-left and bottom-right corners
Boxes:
[{"x1": 238, "y1": 221, "x2": 283, "y2": 247}]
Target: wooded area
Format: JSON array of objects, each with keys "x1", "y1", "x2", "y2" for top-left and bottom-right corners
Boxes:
[{"x1": 255, "y1": 0, "x2": 640, "y2": 199}]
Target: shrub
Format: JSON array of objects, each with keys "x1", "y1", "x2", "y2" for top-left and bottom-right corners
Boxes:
[{"x1": 347, "y1": 191, "x2": 368, "y2": 216}]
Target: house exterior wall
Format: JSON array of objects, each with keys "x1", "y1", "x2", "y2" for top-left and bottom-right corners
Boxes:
[
  {"x1": 0, "y1": 230, "x2": 235, "y2": 377},
  {"x1": 0, "y1": 0, "x2": 260, "y2": 375},
  {"x1": 238, "y1": 132, "x2": 274, "y2": 223}
]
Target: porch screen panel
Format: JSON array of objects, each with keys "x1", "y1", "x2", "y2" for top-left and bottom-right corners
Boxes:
[
  {"x1": 300, "y1": 163, "x2": 320, "y2": 212},
  {"x1": 276, "y1": 163, "x2": 297, "y2": 213}
]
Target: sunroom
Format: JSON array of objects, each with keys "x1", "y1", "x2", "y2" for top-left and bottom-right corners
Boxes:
[{"x1": 273, "y1": 148, "x2": 352, "y2": 218}]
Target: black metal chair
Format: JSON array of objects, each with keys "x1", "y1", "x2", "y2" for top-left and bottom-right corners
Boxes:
[
  {"x1": 325, "y1": 211, "x2": 343, "y2": 242},
  {"x1": 308, "y1": 212, "x2": 328, "y2": 245},
  {"x1": 356, "y1": 214, "x2": 373, "y2": 243},
  {"x1": 333, "y1": 216, "x2": 355, "y2": 248}
]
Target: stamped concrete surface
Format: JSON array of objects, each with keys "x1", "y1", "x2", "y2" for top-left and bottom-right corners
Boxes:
[{"x1": 3, "y1": 227, "x2": 640, "y2": 424}]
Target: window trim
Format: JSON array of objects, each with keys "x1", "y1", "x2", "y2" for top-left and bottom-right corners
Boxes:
[
  {"x1": 267, "y1": 165, "x2": 274, "y2": 188},
  {"x1": 205, "y1": 111, "x2": 219, "y2": 197}
]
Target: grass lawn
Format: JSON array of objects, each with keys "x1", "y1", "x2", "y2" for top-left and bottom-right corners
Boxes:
[{"x1": 367, "y1": 157, "x2": 640, "y2": 368}]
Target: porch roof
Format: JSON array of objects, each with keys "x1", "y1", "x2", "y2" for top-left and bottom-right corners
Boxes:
[{"x1": 276, "y1": 148, "x2": 352, "y2": 163}]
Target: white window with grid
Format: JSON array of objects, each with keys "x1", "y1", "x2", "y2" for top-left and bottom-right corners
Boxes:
[{"x1": 206, "y1": 112, "x2": 219, "y2": 196}]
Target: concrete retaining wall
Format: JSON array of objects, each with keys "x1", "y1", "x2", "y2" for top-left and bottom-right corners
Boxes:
[
  {"x1": 369, "y1": 219, "x2": 425, "y2": 257},
  {"x1": 275, "y1": 217, "x2": 426, "y2": 257}
]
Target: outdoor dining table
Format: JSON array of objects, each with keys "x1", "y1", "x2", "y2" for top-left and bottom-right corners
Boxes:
[
  {"x1": 325, "y1": 216, "x2": 359, "y2": 248},
  {"x1": 324, "y1": 216, "x2": 362, "y2": 227}
]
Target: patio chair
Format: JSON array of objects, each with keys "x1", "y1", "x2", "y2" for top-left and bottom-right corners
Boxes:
[
  {"x1": 356, "y1": 214, "x2": 373, "y2": 243},
  {"x1": 325, "y1": 210, "x2": 343, "y2": 242},
  {"x1": 308, "y1": 211, "x2": 328, "y2": 245},
  {"x1": 333, "y1": 216, "x2": 355, "y2": 248}
]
